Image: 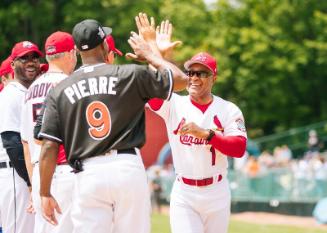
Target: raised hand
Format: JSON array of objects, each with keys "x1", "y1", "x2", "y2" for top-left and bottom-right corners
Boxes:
[
  {"x1": 156, "y1": 20, "x2": 182, "y2": 59},
  {"x1": 135, "y1": 12, "x2": 156, "y2": 42},
  {"x1": 127, "y1": 31, "x2": 153, "y2": 61}
]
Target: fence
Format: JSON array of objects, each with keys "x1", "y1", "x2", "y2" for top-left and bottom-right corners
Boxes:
[{"x1": 158, "y1": 168, "x2": 327, "y2": 203}]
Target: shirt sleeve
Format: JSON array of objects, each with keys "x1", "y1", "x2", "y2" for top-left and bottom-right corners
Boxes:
[
  {"x1": 39, "y1": 91, "x2": 62, "y2": 143},
  {"x1": 134, "y1": 65, "x2": 173, "y2": 101},
  {"x1": 20, "y1": 101, "x2": 29, "y2": 142},
  {"x1": 147, "y1": 93, "x2": 177, "y2": 123},
  {"x1": 34, "y1": 103, "x2": 45, "y2": 140},
  {"x1": 223, "y1": 103, "x2": 247, "y2": 138}
]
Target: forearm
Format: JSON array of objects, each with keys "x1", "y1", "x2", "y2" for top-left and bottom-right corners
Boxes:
[
  {"x1": 209, "y1": 135, "x2": 247, "y2": 158},
  {"x1": 39, "y1": 139, "x2": 59, "y2": 197},
  {"x1": 22, "y1": 140, "x2": 33, "y2": 185},
  {"x1": 145, "y1": 52, "x2": 188, "y2": 91},
  {"x1": 1, "y1": 131, "x2": 31, "y2": 186}
]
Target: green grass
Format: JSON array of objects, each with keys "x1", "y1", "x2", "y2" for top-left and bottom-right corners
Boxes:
[{"x1": 151, "y1": 213, "x2": 326, "y2": 233}]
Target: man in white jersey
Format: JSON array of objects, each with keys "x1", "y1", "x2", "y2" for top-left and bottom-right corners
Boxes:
[
  {"x1": 148, "y1": 52, "x2": 247, "y2": 233},
  {"x1": 0, "y1": 41, "x2": 43, "y2": 233},
  {"x1": 0, "y1": 55, "x2": 13, "y2": 232},
  {"x1": 20, "y1": 31, "x2": 77, "y2": 233}
]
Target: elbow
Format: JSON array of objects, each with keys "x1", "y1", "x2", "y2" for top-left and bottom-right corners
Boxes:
[{"x1": 232, "y1": 137, "x2": 247, "y2": 158}]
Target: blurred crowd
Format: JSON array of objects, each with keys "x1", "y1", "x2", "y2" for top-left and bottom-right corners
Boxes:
[{"x1": 238, "y1": 130, "x2": 327, "y2": 180}]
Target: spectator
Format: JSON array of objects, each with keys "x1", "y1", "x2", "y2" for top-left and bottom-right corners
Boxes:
[
  {"x1": 307, "y1": 130, "x2": 321, "y2": 154},
  {"x1": 150, "y1": 168, "x2": 163, "y2": 213}
]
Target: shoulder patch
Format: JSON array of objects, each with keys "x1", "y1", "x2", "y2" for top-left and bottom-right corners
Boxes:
[{"x1": 236, "y1": 118, "x2": 246, "y2": 132}]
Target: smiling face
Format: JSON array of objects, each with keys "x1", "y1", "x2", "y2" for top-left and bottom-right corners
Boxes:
[
  {"x1": 186, "y1": 63, "x2": 216, "y2": 104},
  {"x1": 12, "y1": 52, "x2": 40, "y2": 87}
]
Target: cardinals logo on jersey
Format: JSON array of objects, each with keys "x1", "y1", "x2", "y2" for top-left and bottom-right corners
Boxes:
[{"x1": 173, "y1": 115, "x2": 224, "y2": 146}]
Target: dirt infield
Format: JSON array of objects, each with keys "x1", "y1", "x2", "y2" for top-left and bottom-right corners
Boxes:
[{"x1": 231, "y1": 212, "x2": 327, "y2": 229}]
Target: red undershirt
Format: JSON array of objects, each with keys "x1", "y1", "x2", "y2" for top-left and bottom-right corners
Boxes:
[
  {"x1": 147, "y1": 98, "x2": 247, "y2": 158},
  {"x1": 57, "y1": 144, "x2": 67, "y2": 165}
]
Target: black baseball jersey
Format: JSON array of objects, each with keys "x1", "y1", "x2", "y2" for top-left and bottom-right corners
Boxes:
[{"x1": 39, "y1": 63, "x2": 172, "y2": 164}]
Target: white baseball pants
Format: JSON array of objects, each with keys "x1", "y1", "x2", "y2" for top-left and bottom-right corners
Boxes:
[
  {"x1": 0, "y1": 165, "x2": 34, "y2": 233},
  {"x1": 170, "y1": 178, "x2": 231, "y2": 233},
  {"x1": 32, "y1": 163, "x2": 74, "y2": 233},
  {"x1": 71, "y1": 152, "x2": 151, "y2": 233}
]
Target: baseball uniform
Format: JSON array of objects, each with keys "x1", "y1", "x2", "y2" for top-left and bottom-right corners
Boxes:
[
  {"x1": 21, "y1": 71, "x2": 74, "y2": 233},
  {"x1": 149, "y1": 93, "x2": 247, "y2": 233},
  {"x1": 0, "y1": 82, "x2": 34, "y2": 233},
  {"x1": 39, "y1": 63, "x2": 173, "y2": 233}
]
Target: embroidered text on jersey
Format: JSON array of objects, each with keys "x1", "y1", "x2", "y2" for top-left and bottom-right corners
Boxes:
[{"x1": 64, "y1": 76, "x2": 118, "y2": 104}]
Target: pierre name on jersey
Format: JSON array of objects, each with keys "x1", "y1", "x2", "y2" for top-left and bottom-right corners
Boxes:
[{"x1": 64, "y1": 76, "x2": 118, "y2": 104}]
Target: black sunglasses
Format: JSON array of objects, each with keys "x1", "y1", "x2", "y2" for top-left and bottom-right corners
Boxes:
[
  {"x1": 16, "y1": 54, "x2": 40, "y2": 64},
  {"x1": 185, "y1": 70, "x2": 212, "y2": 78}
]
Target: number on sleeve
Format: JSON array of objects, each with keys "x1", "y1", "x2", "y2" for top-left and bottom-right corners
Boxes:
[{"x1": 86, "y1": 101, "x2": 111, "y2": 140}]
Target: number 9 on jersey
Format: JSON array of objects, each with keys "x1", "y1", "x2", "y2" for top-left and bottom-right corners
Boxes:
[{"x1": 86, "y1": 101, "x2": 111, "y2": 140}]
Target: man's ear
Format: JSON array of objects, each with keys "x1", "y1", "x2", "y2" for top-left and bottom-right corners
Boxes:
[{"x1": 107, "y1": 51, "x2": 115, "y2": 64}]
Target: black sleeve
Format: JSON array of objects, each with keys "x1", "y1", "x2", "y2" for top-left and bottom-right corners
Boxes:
[
  {"x1": 134, "y1": 65, "x2": 173, "y2": 101},
  {"x1": 1, "y1": 131, "x2": 31, "y2": 187},
  {"x1": 34, "y1": 102, "x2": 46, "y2": 140},
  {"x1": 39, "y1": 91, "x2": 62, "y2": 143}
]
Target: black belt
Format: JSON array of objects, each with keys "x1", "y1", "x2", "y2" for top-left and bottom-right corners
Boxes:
[
  {"x1": 72, "y1": 148, "x2": 137, "y2": 174},
  {"x1": 0, "y1": 161, "x2": 13, "y2": 169},
  {"x1": 117, "y1": 148, "x2": 137, "y2": 155}
]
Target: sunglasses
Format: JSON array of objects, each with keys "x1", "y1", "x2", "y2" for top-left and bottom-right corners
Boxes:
[
  {"x1": 16, "y1": 54, "x2": 40, "y2": 64},
  {"x1": 185, "y1": 70, "x2": 212, "y2": 78}
]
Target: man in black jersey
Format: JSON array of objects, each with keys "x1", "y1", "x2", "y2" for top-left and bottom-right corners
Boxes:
[{"x1": 38, "y1": 16, "x2": 187, "y2": 233}]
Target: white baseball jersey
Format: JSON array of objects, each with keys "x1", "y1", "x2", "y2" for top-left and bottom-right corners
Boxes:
[
  {"x1": 0, "y1": 92, "x2": 9, "y2": 161},
  {"x1": 0, "y1": 84, "x2": 35, "y2": 233},
  {"x1": 0, "y1": 81, "x2": 27, "y2": 134},
  {"x1": 20, "y1": 72, "x2": 67, "y2": 164},
  {"x1": 150, "y1": 93, "x2": 247, "y2": 178}
]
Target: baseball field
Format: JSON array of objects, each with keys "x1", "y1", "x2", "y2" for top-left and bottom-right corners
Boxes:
[{"x1": 151, "y1": 213, "x2": 327, "y2": 233}]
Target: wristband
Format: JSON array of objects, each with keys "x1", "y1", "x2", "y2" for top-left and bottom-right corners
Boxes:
[{"x1": 206, "y1": 129, "x2": 215, "y2": 141}]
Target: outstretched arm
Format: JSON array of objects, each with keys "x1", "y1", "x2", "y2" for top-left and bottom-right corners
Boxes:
[{"x1": 128, "y1": 13, "x2": 188, "y2": 91}]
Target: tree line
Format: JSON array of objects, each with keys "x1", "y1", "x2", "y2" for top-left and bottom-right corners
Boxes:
[{"x1": 1, "y1": 0, "x2": 326, "y2": 138}]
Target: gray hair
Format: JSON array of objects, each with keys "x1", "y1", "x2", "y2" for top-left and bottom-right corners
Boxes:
[{"x1": 46, "y1": 52, "x2": 66, "y2": 62}]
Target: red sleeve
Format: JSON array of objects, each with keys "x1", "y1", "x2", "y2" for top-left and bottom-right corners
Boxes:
[
  {"x1": 209, "y1": 134, "x2": 247, "y2": 158},
  {"x1": 147, "y1": 98, "x2": 164, "y2": 111}
]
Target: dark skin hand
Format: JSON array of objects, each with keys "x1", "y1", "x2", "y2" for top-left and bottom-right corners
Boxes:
[{"x1": 39, "y1": 139, "x2": 61, "y2": 225}]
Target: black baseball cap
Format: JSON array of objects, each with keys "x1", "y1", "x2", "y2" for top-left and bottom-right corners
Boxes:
[{"x1": 72, "y1": 19, "x2": 112, "y2": 51}]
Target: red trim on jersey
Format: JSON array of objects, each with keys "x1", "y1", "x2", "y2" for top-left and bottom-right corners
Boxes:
[
  {"x1": 209, "y1": 134, "x2": 247, "y2": 158},
  {"x1": 190, "y1": 98, "x2": 213, "y2": 113},
  {"x1": 56, "y1": 144, "x2": 67, "y2": 164},
  {"x1": 213, "y1": 115, "x2": 224, "y2": 132},
  {"x1": 148, "y1": 98, "x2": 164, "y2": 111}
]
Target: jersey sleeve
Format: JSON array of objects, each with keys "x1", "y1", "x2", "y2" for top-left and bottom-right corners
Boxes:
[
  {"x1": 39, "y1": 91, "x2": 62, "y2": 143},
  {"x1": 134, "y1": 65, "x2": 173, "y2": 101},
  {"x1": 20, "y1": 101, "x2": 29, "y2": 142},
  {"x1": 147, "y1": 94, "x2": 177, "y2": 123},
  {"x1": 223, "y1": 103, "x2": 247, "y2": 138}
]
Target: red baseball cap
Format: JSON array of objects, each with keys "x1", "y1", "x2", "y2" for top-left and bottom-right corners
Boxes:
[
  {"x1": 40, "y1": 63, "x2": 49, "y2": 73},
  {"x1": 0, "y1": 56, "x2": 13, "y2": 77},
  {"x1": 105, "y1": 35, "x2": 123, "y2": 56},
  {"x1": 45, "y1": 31, "x2": 75, "y2": 55},
  {"x1": 184, "y1": 52, "x2": 217, "y2": 76},
  {"x1": 10, "y1": 41, "x2": 43, "y2": 60}
]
